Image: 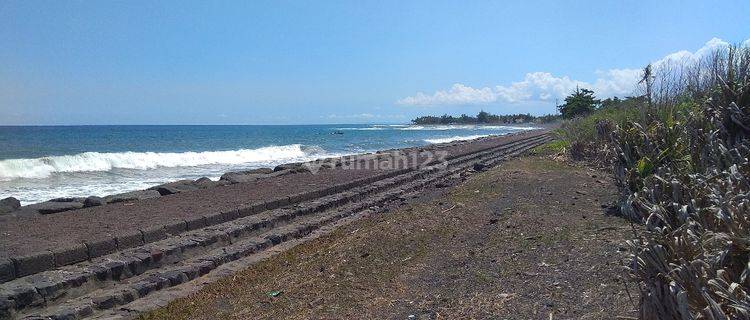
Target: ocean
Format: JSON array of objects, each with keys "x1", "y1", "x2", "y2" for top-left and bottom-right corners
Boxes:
[{"x1": 0, "y1": 124, "x2": 536, "y2": 205}]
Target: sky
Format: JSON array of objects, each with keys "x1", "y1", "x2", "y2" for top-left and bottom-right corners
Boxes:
[{"x1": 1, "y1": 1, "x2": 749, "y2": 125}]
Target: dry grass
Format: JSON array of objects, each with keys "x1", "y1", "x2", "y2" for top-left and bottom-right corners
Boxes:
[{"x1": 141, "y1": 156, "x2": 635, "y2": 319}]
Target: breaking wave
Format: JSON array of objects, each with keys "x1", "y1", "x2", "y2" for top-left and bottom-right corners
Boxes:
[
  {"x1": 334, "y1": 124, "x2": 538, "y2": 132},
  {"x1": 0, "y1": 144, "x2": 326, "y2": 181},
  {"x1": 334, "y1": 127, "x2": 386, "y2": 131},
  {"x1": 402, "y1": 125, "x2": 539, "y2": 131},
  {"x1": 423, "y1": 135, "x2": 491, "y2": 144}
]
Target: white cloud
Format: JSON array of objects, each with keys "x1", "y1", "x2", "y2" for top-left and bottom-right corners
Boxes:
[
  {"x1": 652, "y1": 37, "x2": 731, "y2": 70},
  {"x1": 397, "y1": 37, "x2": 745, "y2": 106},
  {"x1": 397, "y1": 70, "x2": 640, "y2": 106},
  {"x1": 397, "y1": 84, "x2": 497, "y2": 106}
]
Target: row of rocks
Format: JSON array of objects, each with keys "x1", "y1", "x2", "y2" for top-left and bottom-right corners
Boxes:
[
  {"x1": 0, "y1": 136, "x2": 485, "y2": 217},
  {"x1": 147, "y1": 178, "x2": 226, "y2": 196},
  {"x1": 0, "y1": 162, "x2": 321, "y2": 217},
  {"x1": 218, "y1": 163, "x2": 315, "y2": 184},
  {"x1": 219, "y1": 168, "x2": 275, "y2": 184},
  {"x1": 4, "y1": 190, "x2": 162, "y2": 217}
]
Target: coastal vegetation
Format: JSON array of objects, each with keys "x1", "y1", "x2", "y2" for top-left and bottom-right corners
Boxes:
[
  {"x1": 554, "y1": 45, "x2": 750, "y2": 318},
  {"x1": 556, "y1": 87, "x2": 598, "y2": 119},
  {"x1": 411, "y1": 111, "x2": 560, "y2": 125}
]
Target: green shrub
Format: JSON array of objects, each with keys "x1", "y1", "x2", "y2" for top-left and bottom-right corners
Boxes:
[
  {"x1": 555, "y1": 104, "x2": 642, "y2": 162},
  {"x1": 565, "y1": 45, "x2": 750, "y2": 319}
]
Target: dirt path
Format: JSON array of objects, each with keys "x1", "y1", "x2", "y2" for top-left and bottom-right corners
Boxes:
[{"x1": 143, "y1": 155, "x2": 637, "y2": 319}]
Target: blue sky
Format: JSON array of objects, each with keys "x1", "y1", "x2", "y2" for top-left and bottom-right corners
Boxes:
[{"x1": 1, "y1": 1, "x2": 748, "y2": 125}]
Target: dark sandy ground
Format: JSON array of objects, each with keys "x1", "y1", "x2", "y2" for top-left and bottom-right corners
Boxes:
[{"x1": 142, "y1": 152, "x2": 638, "y2": 319}]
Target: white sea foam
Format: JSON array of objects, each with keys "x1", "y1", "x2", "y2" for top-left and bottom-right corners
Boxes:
[
  {"x1": 0, "y1": 144, "x2": 324, "y2": 181},
  {"x1": 423, "y1": 135, "x2": 491, "y2": 144},
  {"x1": 398, "y1": 125, "x2": 426, "y2": 130},
  {"x1": 401, "y1": 125, "x2": 477, "y2": 131},
  {"x1": 335, "y1": 124, "x2": 538, "y2": 131},
  {"x1": 334, "y1": 127, "x2": 386, "y2": 131},
  {"x1": 400, "y1": 125, "x2": 538, "y2": 131},
  {"x1": 480, "y1": 125, "x2": 539, "y2": 131}
]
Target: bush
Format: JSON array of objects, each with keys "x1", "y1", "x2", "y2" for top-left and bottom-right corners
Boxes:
[
  {"x1": 615, "y1": 81, "x2": 750, "y2": 319},
  {"x1": 556, "y1": 103, "x2": 641, "y2": 162},
  {"x1": 561, "y1": 45, "x2": 750, "y2": 318}
]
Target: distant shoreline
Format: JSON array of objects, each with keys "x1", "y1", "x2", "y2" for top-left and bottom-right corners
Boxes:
[{"x1": 411, "y1": 111, "x2": 561, "y2": 126}]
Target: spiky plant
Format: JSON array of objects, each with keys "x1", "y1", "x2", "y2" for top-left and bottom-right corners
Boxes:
[{"x1": 609, "y1": 46, "x2": 750, "y2": 319}]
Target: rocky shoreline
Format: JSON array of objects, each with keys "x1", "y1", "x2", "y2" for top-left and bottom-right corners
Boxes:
[
  {"x1": 0, "y1": 133, "x2": 521, "y2": 217},
  {"x1": 0, "y1": 130, "x2": 552, "y2": 319}
]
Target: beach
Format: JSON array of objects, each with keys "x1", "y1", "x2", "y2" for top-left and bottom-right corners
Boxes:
[
  {"x1": 0, "y1": 129, "x2": 553, "y2": 319},
  {"x1": 0, "y1": 124, "x2": 539, "y2": 205},
  {"x1": 2, "y1": 2, "x2": 744, "y2": 318}
]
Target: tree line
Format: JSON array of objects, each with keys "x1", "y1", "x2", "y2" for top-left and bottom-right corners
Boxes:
[
  {"x1": 411, "y1": 111, "x2": 560, "y2": 125},
  {"x1": 410, "y1": 86, "x2": 647, "y2": 125}
]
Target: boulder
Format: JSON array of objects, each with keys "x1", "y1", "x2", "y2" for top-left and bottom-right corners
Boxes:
[
  {"x1": 194, "y1": 177, "x2": 229, "y2": 188},
  {"x1": 276, "y1": 162, "x2": 317, "y2": 174},
  {"x1": 83, "y1": 196, "x2": 105, "y2": 208},
  {"x1": 149, "y1": 180, "x2": 201, "y2": 196},
  {"x1": 104, "y1": 190, "x2": 161, "y2": 204},
  {"x1": 0, "y1": 197, "x2": 21, "y2": 214},
  {"x1": 49, "y1": 197, "x2": 86, "y2": 203},
  {"x1": 220, "y1": 172, "x2": 268, "y2": 184},
  {"x1": 247, "y1": 168, "x2": 275, "y2": 174},
  {"x1": 34, "y1": 201, "x2": 84, "y2": 214},
  {"x1": 293, "y1": 165, "x2": 314, "y2": 173},
  {"x1": 273, "y1": 163, "x2": 303, "y2": 172},
  {"x1": 219, "y1": 168, "x2": 274, "y2": 184},
  {"x1": 194, "y1": 177, "x2": 213, "y2": 184}
]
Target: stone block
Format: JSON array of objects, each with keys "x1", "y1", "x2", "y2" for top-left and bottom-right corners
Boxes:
[
  {"x1": 220, "y1": 209, "x2": 240, "y2": 222},
  {"x1": 185, "y1": 216, "x2": 206, "y2": 230},
  {"x1": 85, "y1": 238, "x2": 117, "y2": 258},
  {"x1": 0, "y1": 259, "x2": 15, "y2": 283},
  {"x1": 204, "y1": 213, "x2": 225, "y2": 226},
  {"x1": 52, "y1": 244, "x2": 89, "y2": 266},
  {"x1": 140, "y1": 227, "x2": 166, "y2": 243},
  {"x1": 115, "y1": 231, "x2": 144, "y2": 250},
  {"x1": 163, "y1": 220, "x2": 187, "y2": 235},
  {"x1": 12, "y1": 251, "x2": 54, "y2": 277}
]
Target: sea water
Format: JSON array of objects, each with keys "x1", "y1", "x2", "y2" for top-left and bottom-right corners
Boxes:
[{"x1": 0, "y1": 124, "x2": 536, "y2": 204}]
